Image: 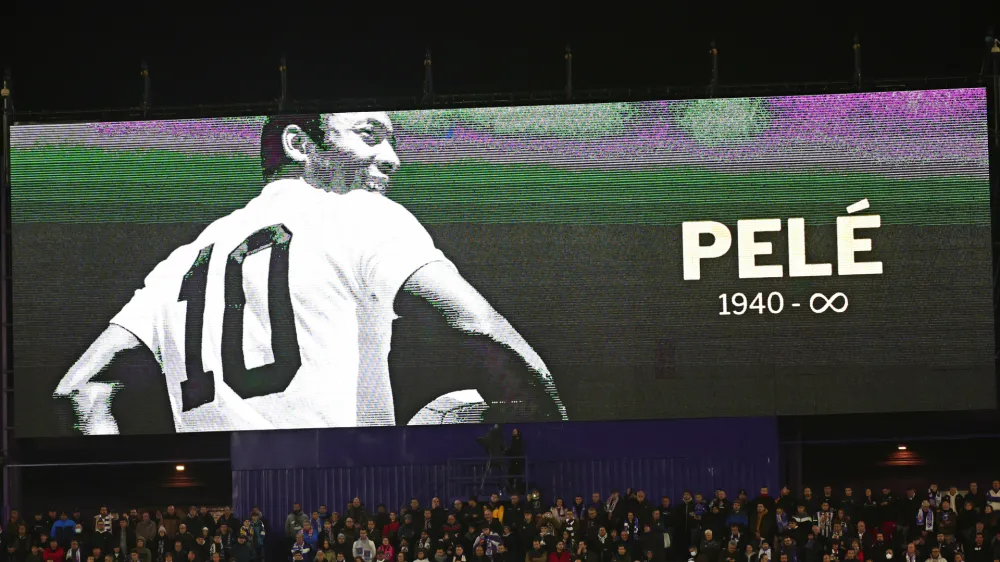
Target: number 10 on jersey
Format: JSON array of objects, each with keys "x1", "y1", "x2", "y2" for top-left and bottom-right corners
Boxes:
[{"x1": 178, "y1": 224, "x2": 302, "y2": 412}]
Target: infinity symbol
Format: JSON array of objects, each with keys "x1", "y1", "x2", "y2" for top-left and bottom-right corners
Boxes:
[{"x1": 809, "y1": 292, "x2": 848, "y2": 313}]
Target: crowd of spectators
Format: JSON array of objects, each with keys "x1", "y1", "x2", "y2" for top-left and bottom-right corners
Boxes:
[{"x1": 7, "y1": 482, "x2": 1000, "y2": 562}]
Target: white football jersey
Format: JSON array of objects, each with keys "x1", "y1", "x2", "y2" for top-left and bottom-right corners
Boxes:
[{"x1": 111, "y1": 178, "x2": 452, "y2": 432}]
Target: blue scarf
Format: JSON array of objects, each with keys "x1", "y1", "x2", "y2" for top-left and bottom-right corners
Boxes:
[{"x1": 916, "y1": 509, "x2": 934, "y2": 531}]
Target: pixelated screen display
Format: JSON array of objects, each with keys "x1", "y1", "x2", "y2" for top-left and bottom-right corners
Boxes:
[{"x1": 10, "y1": 89, "x2": 996, "y2": 436}]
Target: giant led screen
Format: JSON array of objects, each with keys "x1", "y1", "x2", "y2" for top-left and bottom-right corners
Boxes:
[{"x1": 10, "y1": 88, "x2": 995, "y2": 436}]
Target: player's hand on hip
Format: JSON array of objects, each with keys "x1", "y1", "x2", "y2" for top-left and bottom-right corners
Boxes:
[{"x1": 61, "y1": 382, "x2": 121, "y2": 435}]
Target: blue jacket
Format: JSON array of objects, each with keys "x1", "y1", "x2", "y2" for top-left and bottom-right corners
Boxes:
[
  {"x1": 725, "y1": 511, "x2": 749, "y2": 529},
  {"x1": 51, "y1": 520, "x2": 76, "y2": 547}
]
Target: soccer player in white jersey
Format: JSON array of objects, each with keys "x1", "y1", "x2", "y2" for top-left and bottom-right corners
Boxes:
[{"x1": 53, "y1": 111, "x2": 567, "y2": 434}]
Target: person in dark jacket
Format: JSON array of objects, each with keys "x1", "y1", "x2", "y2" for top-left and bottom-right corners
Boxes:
[
  {"x1": 170, "y1": 542, "x2": 186, "y2": 562},
  {"x1": 52, "y1": 516, "x2": 77, "y2": 550},
  {"x1": 151, "y1": 529, "x2": 169, "y2": 562},
  {"x1": 182, "y1": 514, "x2": 200, "y2": 540},
  {"x1": 24, "y1": 545, "x2": 42, "y2": 562},
  {"x1": 333, "y1": 536, "x2": 351, "y2": 561},
  {"x1": 91, "y1": 523, "x2": 114, "y2": 556},
  {"x1": 12, "y1": 526, "x2": 31, "y2": 562},
  {"x1": 114, "y1": 521, "x2": 136, "y2": 555},
  {"x1": 231, "y1": 535, "x2": 255, "y2": 562},
  {"x1": 696, "y1": 531, "x2": 720, "y2": 562},
  {"x1": 526, "y1": 541, "x2": 547, "y2": 562}
]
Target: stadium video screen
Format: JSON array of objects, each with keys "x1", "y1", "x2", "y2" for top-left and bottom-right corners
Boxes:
[{"x1": 10, "y1": 88, "x2": 995, "y2": 436}]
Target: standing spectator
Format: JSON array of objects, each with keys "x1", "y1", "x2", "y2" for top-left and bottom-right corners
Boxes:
[
  {"x1": 752, "y1": 490, "x2": 777, "y2": 518},
  {"x1": 136, "y1": 517, "x2": 157, "y2": 545},
  {"x1": 151, "y1": 528, "x2": 169, "y2": 562},
  {"x1": 249, "y1": 514, "x2": 266, "y2": 562},
  {"x1": 91, "y1": 522, "x2": 113, "y2": 555},
  {"x1": 897, "y1": 490, "x2": 921, "y2": 543},
  {"x1": 216, "y1": 512, "x2": 237, "y2": 537},
  {"x1": 352, "y1": 531, "x2": 375, "y2": 562},
  {"x1": 937, "y1": 502, "x2": 956, "y2": 541},
  {"x1": 189, "y1": 538, "x2": 208, "y2": 562},
  {"x1": 381, "y1": 516, "x2": 399, "y2": 547},
  {"x1": 5, "y1": 512, "x2": 25, "y2": 545},
  {"x1": 94, "y1": 511, "x2": 113, "y2": 536},
  {"x1": 114, "y1": 520, "x2": 135, "y2": 555},
  {"x1": 207, "y1": 537, "x2": 225, "y2": 562},
  {"x1": 878, "y1": 490, "x2": 897, "y2": 530},
  {"x1": 347, "y1": 502, "x2": 367, "y2": 529},
  {"x1": 961, "y1": 486, "x2": 982, "y2": 512},
  {"x1": 944, "y1": 489, "x2": 961, "y2": 514},
  {"x1": 161, "y1": 510, "x2": 180, "y2": 542},
  {"x1": 689, "y1": 495, "x2": 707, "y2": 549},
  {"x1": 52, "y1": 515, "x2": 76, "y2": 550},
  {"x1": 986, "y1": 484, "x2": 1000, "y2": 512},
  {"x1": 288, "y1": 507, "x2": 310, "y2": 546},
  {"x1": 333, "y1": 536, "x2": 350, "y2": 561},
  {"x1": 183, "y1": 513, "x2": 200, "y2": 540},
  {"x1": 752, "y1": 505, "x2": 775, "y2": 545},
  {"x1": 916, "y1": 503, "x2": 935, "y2": 537},
  {"x1": 10, "y1": 525, "x2": 31, "y2": 562},
  {"x1": 218, "y1": 527, "x2": 235, "y2": 557},
  {"x1": 840, "y1": 490, "x2": 857, "y2": 523}
]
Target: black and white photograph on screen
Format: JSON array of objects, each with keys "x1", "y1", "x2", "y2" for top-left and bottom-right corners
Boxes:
[{"x1": 51, "y1": 112, "x2": 568, "y2": 434}]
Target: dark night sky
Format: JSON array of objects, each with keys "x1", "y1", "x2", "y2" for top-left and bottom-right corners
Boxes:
[{"x1": 2, "y1": 2, "x2": 997, "y2": 111}]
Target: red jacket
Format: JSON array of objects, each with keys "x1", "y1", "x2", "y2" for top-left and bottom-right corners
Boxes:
[
  {"x1": 381, "y1": 521, "x2": 400, "y2": 540},
  {"x1": 549, "y1": 551, "x2": 571, "y2": 562},
  {"x1": 43, "y1": 547, "x2": 65, "y2": 562}
]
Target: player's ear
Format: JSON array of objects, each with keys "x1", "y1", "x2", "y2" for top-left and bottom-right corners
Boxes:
[{"x1": 281, "y1": 125, "x2": 310, "y2": 163}]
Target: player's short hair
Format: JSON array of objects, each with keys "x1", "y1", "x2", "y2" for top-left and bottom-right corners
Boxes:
[{"x1": 260, "y1": 114, "x2": 328, "y2": 182}]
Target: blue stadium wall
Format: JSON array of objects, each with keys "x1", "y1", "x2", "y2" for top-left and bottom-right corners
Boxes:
[{"x1": 231, "y1": 418, "x2": 779, "y2": 518}]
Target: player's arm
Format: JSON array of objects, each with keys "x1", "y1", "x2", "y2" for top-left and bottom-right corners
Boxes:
[
  {"x1": 402, "y1": 261, "x2": 567, "y2": 421},
  {"x1": 52, "y1": 324, "x2": 141, "y2": 434}
]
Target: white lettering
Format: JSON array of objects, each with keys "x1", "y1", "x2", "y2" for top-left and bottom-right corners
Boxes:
[
  {"x1": 787, "y1": 218, "x2": 832, "y2": 277},
  {"x1": 836, "y1": 215, "x2": 882, "y2": 275},
  {"x1": 737, "y1": 219, "x2": 783, "y2": 279},
  {"x1": 682, "y1": 221, "x2": 732, "y2": 281}
]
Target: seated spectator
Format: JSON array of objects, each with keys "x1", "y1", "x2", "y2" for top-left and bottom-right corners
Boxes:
[
  {"x1": 549, "y1": 543, "x2": 570, "y2": 562},
  {"x1": 67, "y1": 540, "x2": 85, "y2": 562},
  {"x1": 133, "y1": 539, "x2": 151, "y2": 562},
  {"x1": 231, "y1": 535, "x2": 254, "y2": 562},
  {"x1": 292, "y1": 533, "x2": 313, "y2": 562},
  {"x1": 611, "y1": 545, "x2": 630, "y2": 562},
  {"x1": 376, "y1": 538, "x2": 393, "y2": 562},
  {"x1": 43, "y1": 540, "x2": 64, "y2": 562}
]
